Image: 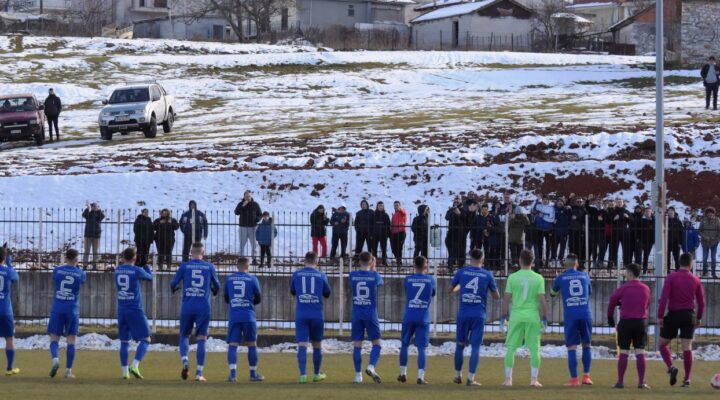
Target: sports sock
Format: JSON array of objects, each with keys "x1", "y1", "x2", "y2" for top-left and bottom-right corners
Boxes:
[
  {"x1": 617, "y1": 353, "x2": 628, "y2": 385},
  {"x1": 353, "y1": 346, "x2": 362, "y2": 373},
  {"x1": 50, "y1": 341, "x2": 59, "y2": 363},
  {"x1": 659, "y1": 344, "x2": 673, "y2": 369},
  {"x1": 122, "y1": 365, "x2": 129, "y2": 375},
  {"x1": 418, "y1": 347, "x2": 427, "y2": 371},
  {"x1": 6, "y1": 348, "x2": 14, "y2": 370},
  {"x1": 636, "y1": 354, "x2": 646, "y2": 385},
  {"x1": 399, "y1": 345, "x2": 408, "y2": 372},
  {"x1": 469, "y1": 345, "x2": 480, "y2": 375},
  {"x1": 248, "y1": 346, "x2": 258, "y2": 378},
  {"x1": 120, "y1": 341, "x2": 129, "y2": 367},
  {"x1": 369, "y1": 344, "x2": 381, "y2": 368},
  {"x1": 531, "y1": 367, "x2": 539, "y2": 381},
  {"x1": 179, "y1": 337, "x2": 189, "y2": 364},
  {"x1": 454, "y1": 344, "x2": 464, "y2": 374},
  {"x1": 134, "y1": 340, "x2": 149, "y2": 364},
  {"x1": 468, "y1": 372, "x2": 475, "y2": 381},
  {"x1": 196, "y1": 340, "x2": 206, "y2": 372},
  {"x1": 682, "y1": 350, "x2": 693, "y2": 381},
  {"x1": 312, "y1": 347, "x2": 322, "y2": 375},
  {"x1": 581, "y1": 346, "x2": 592, "y2": 374},
  {"x1": 66, "y1": 344, "x2": 76, "y2": 369},
  {"x1": 505, "y1": 367, "x2": 513, "y2": 380},
  {"x1": 297, "y1": 345, "x2": 307, "y2": 376},
  {"x1": 418, "y1": 369, "x2": 425, "y2": 380},
  {"x1": 227, "y1": 345, "x2": 238, "y2": 371},
  {"x1": 568, "y1": 349, "x2": 578, "y2": 379}
]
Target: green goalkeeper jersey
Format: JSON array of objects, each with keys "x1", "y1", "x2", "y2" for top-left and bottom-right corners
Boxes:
[{"x1": 505, "y1": 269, "x2": 545, "y2": 323}]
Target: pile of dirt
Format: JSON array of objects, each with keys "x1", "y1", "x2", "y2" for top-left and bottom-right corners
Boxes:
[
  {"x1": 524, "y1": 171, "x2": 632, "y2": 198},
  {"x1": 666, "y1": 170, "x2": 720, "y2": 210}
]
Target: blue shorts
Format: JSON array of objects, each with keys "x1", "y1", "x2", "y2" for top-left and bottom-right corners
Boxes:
[
  {"x1": 118, "y1": 309, "x2": 151, "y2": 341},
  {"x1": 48, "y1": 311, "x2": 79, "y2": 336},
  {"x1": 227, "y1": 321, "x2": 257, "y2": 344},
  {"x1": 401, "y1": 321, "x2": 429, "y2": 348},
  {"x1": 351, "y1": 318, "x2": 381, "y2": 341},
  {"x1": 0, "y1": 315, "x2": 14, "y2": 337},
  {"x1": 180, "y1": 312, "x2": 210, "y2": 337},
  {"x1": 564, "y1": 318, "x2": 592, "y2": 346},
  {"x1": 296, "y1": 318, "x2": 324, "y2": 342},
  {"x1": 456, "y1": 317, "x2": 485, "y2": 347}
]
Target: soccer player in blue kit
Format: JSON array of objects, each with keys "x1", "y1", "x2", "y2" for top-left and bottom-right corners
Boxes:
[
  {"x1": 223, "y1": 257, "x2": 263, "y2": 382},
  {"x1": 290, "y1": 252, "x2": 331, "y2": 384},
  {"x1": 349, "y1": 252, "x2": 383, "y2": 384},
  {"x1": 0, "y1": 246, "x2": 19, "y2": 376},
  {"x1": 450, "y1": 249, "x2": 500, "y2": 386},
  {"x1": 551, "y1": 254, "x2": 594, "y2": 386},
  {"x1": 114, "y1": 248, "x2": 153, "y2": 379},
  {"x1": 48, "y1": 248, "x2": 87, "y2": 379},
  {"x1": 171, "y1": 242, "x2": 220, "y2": 382},
  {"x1": 398, "y1": 256, "x2": 436, "y2": 385}
]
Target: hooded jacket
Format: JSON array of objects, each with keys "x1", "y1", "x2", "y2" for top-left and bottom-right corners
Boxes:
[
  {"x1": 44, "y1": 94, "x2": 62, "y2": 116},
  {"x1": 330, "y1": 209, "x2": 350, "y2": 235},
  {"x1": 134, "y1": 214, "x2": 154, "y2": 244},
  {"x1": 255, "y1": 218, "x2": 277, "y2": 246},
  {"x1": 411, "y1": 205, "x2": 429, "y2": 243},
  {"x1": 310, "y1": 208, "x2": 330, "y2": 237},
  {"x1": 699, "y1": 215, "x2": 720, "y2": 247},
  {"x1": 82, "y1": 208, "x2": 105, "y2": 239},
  {"x1": 180, "y1": 200, "x2": 208, "y2": 239},
  {"x1": 234, "y1": 198, "x2": 262, "y2": 227},
  {"x1": 354, "y1": 200, "x2": 374, "y2": 234}
]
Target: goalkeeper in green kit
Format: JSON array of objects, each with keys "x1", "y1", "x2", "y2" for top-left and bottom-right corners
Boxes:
[{"x1": 500, "y1": 249, "x2": 549, "y2": 387}]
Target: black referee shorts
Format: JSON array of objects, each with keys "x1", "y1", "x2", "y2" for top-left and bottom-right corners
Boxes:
[
  {"x1": 660, "y1": 310, "x2": 696, "y2": 340},
  {"x1": 617, "y1": 319, "x2": 648, "y2": 350}
]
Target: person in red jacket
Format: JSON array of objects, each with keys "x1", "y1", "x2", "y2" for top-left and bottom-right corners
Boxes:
[
  {"x1": 607, "y1": 263, "x2": 651, "y2": 389},
  {"x1": 390, "y1": 201, "x2": 408, "y2": 268},
  {"x1": 657, "y1": 253, "x2": 705, "y2": 388}
]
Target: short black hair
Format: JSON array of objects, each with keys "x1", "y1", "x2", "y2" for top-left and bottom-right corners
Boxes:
[
  {"x1": 122, "y1": 247, "x2": 136, "y2": 262},
  {"x1": 625, "y1": 263, "x2": 641, "y2": 278},
  {"x1": 66, "y1": 248, "x2": 79, "y2": 261},
  {"x1": 414, "y1": 256, "x2": 427, "y2": 270},
  {"x1": 679, "y1": 253, "x2": 694, "y2": 268},
  {"x1": 519, "y1": 249, "x2": 534, "y2": 267},
  {"x1": 304, "y1": 251, "x2": 318, "y2": 265},
  {"x1": 0, "y1": 247, "x2": 7, "y2": 263},
  {"x1": 238, "y1": 257, "x2": 250, "y2": 269},
  {"x1": 564, "y1": 253, "x2": 578, "y2": 267},
  {"x1": 191, "y1": 242, "x2": 204, "y2": 253},
  {"x1": 710, "y1": 56, "x2": 716, "y2": 61},
  {"x1": 469, "y1": 248, "x2": 483, "y2": 261},
  {"x1": 359, "y1": 251, "x2": 373, "y2": 265}
]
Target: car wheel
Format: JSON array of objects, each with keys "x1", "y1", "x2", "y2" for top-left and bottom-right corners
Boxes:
[
  {"x1": 35, "y1": 127, "x2": 44, "y2": 146},
  {"x1": 100, "y1": 127, "x2": 112, "y2": 140},
  {"x1": 144, "y1": 116, "x2": 157, "y2": 138},
  {"x1": 162, "y1": 109, "x2": 174, "y2": 133}
]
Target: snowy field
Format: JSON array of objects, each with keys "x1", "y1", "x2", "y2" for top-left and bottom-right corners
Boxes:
[{"x1": 1, "y1": 36, "x2": 718, "y2": 215}]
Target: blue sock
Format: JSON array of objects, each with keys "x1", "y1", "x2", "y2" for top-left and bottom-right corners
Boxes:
[
  {"x1": 248, "y1": 346, "x2": 258, "y2": 378},
  {"x1": 369, "y1": 344, "x2": 381, "y2": 368},
  {"x1": 353, "y1": 346, "x2": 362, "y2": 373},
  {"x1": 418, "y1": 347, "x2": 427, "y2": 370},
  {"x1": 454, "y1": 344, "x2": 465, "y2": 372},
  {"x1": 297, "y1": 345, "x2": 307, "y2": 376},
  {"x1": 312, "y1": 347, "x2": 322, "y2": 375},
  {"x1": 196, "y1": 340, "x2": 206, "y2": 369},
  {"x1": 120, "y1": 341, "x2": 129, "y2": 367},
  {"x1": 66, "y1": 344, "x2": 76, "y2": 369},
  {"x1": 399, "y1": 345, "x2": 408, "y2": 368},
  {"x1": 469, "y1": 345, "x2": 480, "y2": 374},
  {"x1": 6, "y1": 348, "x2": 14, "y2": 370},
  {"x1": 227, "y1": 345, "x2": 238, "y2": 379},
  {"x1": 134, "y1": 340, "x2": 149, "y2": 363},
  {"x1": 179, "y1": 337, "x2": 189, "y2": 362},
  {"x1": 568, "y1": 349, "x2": 578, "y2": 379},
  {"x1": 582, "y1": 346, "x2": 592, "y2": 374},
  {"x1": 50, "y1": 341, "x2": 59, "y2": 361}
]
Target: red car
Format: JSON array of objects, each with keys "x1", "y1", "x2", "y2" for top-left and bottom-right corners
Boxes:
[{"x1": 0, "y1": 93, "x2": 46, "y2": 146}]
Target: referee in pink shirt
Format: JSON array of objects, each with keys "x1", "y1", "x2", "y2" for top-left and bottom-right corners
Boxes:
[{"x1": 657, "y1": 253, "x2": 705, "y2": 388}]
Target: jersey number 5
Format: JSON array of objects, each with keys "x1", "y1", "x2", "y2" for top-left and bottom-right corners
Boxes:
[{"x1": 191, "y1": 269, "x2": 204, "y2": 288}]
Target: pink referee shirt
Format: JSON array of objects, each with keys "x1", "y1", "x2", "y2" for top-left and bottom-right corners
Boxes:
[
  {"x1": 608, "y1": 279, "x2": 651, "y2": 320},
  {"x1": 657, "y1": 269, "x2": 705, "y2": 320}
]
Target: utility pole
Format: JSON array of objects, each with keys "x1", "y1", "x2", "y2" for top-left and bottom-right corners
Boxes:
[{"x1": 652, "y1": 0, "x2": 665, "y2": 352}]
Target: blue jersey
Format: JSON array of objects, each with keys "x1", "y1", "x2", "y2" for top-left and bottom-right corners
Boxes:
[
  {"x1": 551, "y1": 269, "x2": 592, "y2": 320},
  {"x1": 349, "y1": 270, "x2": 383, "y2": 321},
  {"x1": 403, "y1": 274, "x2": 436, "y2": 324},
  {"x1": 114, "y1": 264, "x2": 152, "y2": 311},
  {"x1": 51, "y1": 265, "x2": 87, "y2": 314},
  {"x1": 0, "y1": 262, "x2": 19, "y2": 316},
  {"x1": 451, "y1": 266, "x2": 497, "y2": 320},
  {"x1": 223, "y1": 272, "x2": 261, "y2": 323},
  {"x1": 171, "y1": 259, "x2": 220, "y2": 314},
  {"x1": 290, "y1": 267, "x2": 331, "y2": 320}
]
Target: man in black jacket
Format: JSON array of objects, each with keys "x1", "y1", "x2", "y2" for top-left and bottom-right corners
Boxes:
[
  {"x1": 330, "y1": 205, "x2": 350, "y2": 259},
  {"x1": 354, "y1": 200, "x2": 374, "y2": 256},
  {"x1": 411, "y1": 205, "x2": 429, "y2": 258},
  {"x1": 133, "y1": 208, "x2": 154, "y2": 266},
  {"x1": 445, "y1": 197, "x2": 471, "y2": 270},
  {"x1": 667, "y1": 207, "x2": 683, "y2": 271},
  {"x1": 568, "y1": 197, "x2": 587, "y2": 264},
  {"x1": 234, "y1": 191, "x2": 262, "y2": 264},
  {"x1": 608, "y1": 198, "x2": 631, "y2": 269},
  {"x1": 701, "y1": 56, "x2": 720, "y2": 110},
  {"x1": 153, "y1": 209, "x2": 179, "y2": 270},
  {"x1": 371, "y1": 202, "x2": 391, "y2": 265},
  {"x1": 43, "y1": 88, "x2": 62, "y2": 141},
  {"x1": 82, "y1": 202, "x2": 105, "y2": 268}
]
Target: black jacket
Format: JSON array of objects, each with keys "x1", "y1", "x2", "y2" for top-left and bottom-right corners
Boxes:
[
  {"x1": 44, "y1": 94, "x2": 62, "y2": 116},
  {"x1": 134, "y1": 214, "x2": 154, "y2": 244},
  {"x1": 310, "y1": 210, "x2": 329, "y2": 237},
  {"x1": 667, "y1": 216, "x2": 683, "y2": 244},
  {"x1": 639, "y1": 217, "x2": 655, "y2": 247},
  {"x1": 569, "y1": 205, "x2": 586, "y2": 231},
  {"x1": 701, "y1": 64, "x2": 720, "y2": 85},
  {"x1": 411, "y1": 205, "x2": 429, "y2": 243},
  {"x1": 372, "y1": 210, "x2": 391, "y2": 239},
  {"x1": 82, "y1": 208, "x2": 105, "y2": 239},
  {"x1": 445, "y1": 207, "x2": 470, "y2": 241},
  {"x1": 330, "y1": 211, "x2": 350, "y2": 236},
  {"x1": 234, "y1": 199, "x2": 262, "y2": 227},
  {"x1": 609, "y1": 207, "x2": 630, "y2": 232},
  {"x1": 153, "y1": 216, "x2": 179, "y2": 246},
  {"x1": 355, "y1": 209, "x2": 374, "y2": 234}
]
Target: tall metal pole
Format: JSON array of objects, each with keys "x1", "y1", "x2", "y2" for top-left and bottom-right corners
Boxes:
[{"x1": 652, "y1": 0, "x2": 665, "y2": 352}]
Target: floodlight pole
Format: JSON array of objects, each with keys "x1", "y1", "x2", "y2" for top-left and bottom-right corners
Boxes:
[{"x1": 652, "y1": 0, "x2": 665, "y2": 353}]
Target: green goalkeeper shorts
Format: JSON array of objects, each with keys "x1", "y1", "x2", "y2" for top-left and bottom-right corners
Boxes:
[{"x1": 505, "y1": 320, "x2": 542, "y2": 350}]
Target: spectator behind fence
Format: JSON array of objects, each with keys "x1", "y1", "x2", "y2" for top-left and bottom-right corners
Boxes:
[
  {"x1": 411, "y1": 205, "x2": 429, "y2": 258},
  {"x1": 235, "y1": 190, "x2": 262, "y2": 265},
  {"x1": 699, "y1": 207, "x2": 720, "y2": 278},
  {"x1": 553, "y1": 199, "x2": 570, "y2": 263},
  {"x1": 667, "y1": 207, "x2": 683, "y2": 272},
  {"x1": 701, "y1": 55, "x2": 719, "y2": 110},
  {"x1": 508, "y1": 207, "x2": 529, "y2": 267},
  {"x1": 255, "y1": 212, "x2": 277, "y2": 268},
  {"x1": 682, "y1": 216, "x2": 700, "y2": 259},
  {"x1": 629, "y1": 204, "x2": 644, "y2": 266},
  {"x1": 587, "y1": 198, "x2": 603, "y2": 269},
  {"x1": 488, "y1": 202, "x2": 504, "y2": 268},
  {"x1": 330, "y1": 205, "x2": 350, "y2": 259},
  {"x1": 153, "y1": 209, "x2": 179, "y2": 270},
  {"x1": 469, "y1": 203, "x2": 489, "y2": 258},
  {"x1": 179, "y1": 200, "x2": 208, "y2": 262},
  {"x1": 390, "y1": 201, "x2": 407, "y2": 268},
  {"x1": 445, "y1": 197, "x2": 470, "y2": 270},
  {"x1": 133, "y1": 208, "x2": 154, "y2": 267},
  {"x1": 354, "y1": 200, "x2": 374, "y2": 257},
  {"x1": 638, "y1": 207, "x2": 655, "y2": 274},
  {"x1": 609, "y1": 198, "x2": 631, "y2": 270},
  {"x1": 532, "y1": 194, "x2": 555, "y2": 271},
  {"x1": 82, "y1": 202, "x2": 105, "y2": 269},
  {"x1": 372, "y1": 202, "x2": 391, "y2": 266},
  {"x1": 310, "y1": 205, "x2": 329, "y2": 258},
  {"x1": 568, "y1": 196, "x2": 587, "y2": 263}
]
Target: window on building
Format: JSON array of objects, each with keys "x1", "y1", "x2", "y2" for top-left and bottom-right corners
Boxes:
[
  {"x1": 139, "y1": 0, "x2": 146, "y2": 7},
  {"x1": 154, "y1": 0, "x2": 168, "y2": 8},
  {"x1": 348, "y1": 4, "x2": 354, "y2": 17},
  {"x1": 281, "y1": 8, "x2": 289, "y2": 31}
]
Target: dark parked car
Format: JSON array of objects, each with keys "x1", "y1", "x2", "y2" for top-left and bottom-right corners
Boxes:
[{"x1": 0, "y1": 94, "x2": 46, "y2": 145}]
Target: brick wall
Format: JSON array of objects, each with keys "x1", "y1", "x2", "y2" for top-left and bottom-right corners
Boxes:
[{"x1": 681, "y1": 0, "x2": 720, "y2": 65}]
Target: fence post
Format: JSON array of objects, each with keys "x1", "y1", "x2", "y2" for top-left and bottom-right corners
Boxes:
[
  {"x1": 440, "y1": 31, "x2": 442, "y2": 51},
  {"x1": 585, "y1": 214, "x2": 590, "y2": 269},
  {"x1": 431, "y1": 254, "x2": 437, "y2": 339},
  {"x1": 489, "y1": 32, "x2": 493, "y2": 51},
  {"x1": 270, "y1": 213, "x2": 275, "y2": 269},
  {"x1": 37, "y1": 208, "x2": 43, "y2": 268},
  {"x1": 338, "y1": 256, "x2": 344, "y2": 336},
  {"x1": 152, "y1": 253, "x2": 158, "y2": 334},
  {"x1": 504, "y1": 216, "x2": 509, "y2": 275},
  {"x1": 191, "y1": 208, "x2": 196, "y2": 245},
  {"x1": 511, "y1": 33, "x2": 514, "y2": 52},
  {"x1": 349, "y1": 216, "x2": 355, "y2": 259},
  {"x1": 115, "y1": 209, "x2": 121, "y2": 267},
  {"x1": 465, "y1": 31, "x2": 469, "y2": 51}
]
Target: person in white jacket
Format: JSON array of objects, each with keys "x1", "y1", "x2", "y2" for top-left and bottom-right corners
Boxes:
[{"x1": 532, "y1": 194, "x2": 556, "y2": 271}]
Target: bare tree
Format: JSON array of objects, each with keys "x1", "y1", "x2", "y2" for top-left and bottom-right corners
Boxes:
[
  {"x1": 184, "y1": 0, "x2": 291, "y2": 42},
  {"x1": 69, "y1": 0, "x2": 112, "y2": 36},
  {"x1": 531, "y1": 0, "x2": 570, "y2": 51}
]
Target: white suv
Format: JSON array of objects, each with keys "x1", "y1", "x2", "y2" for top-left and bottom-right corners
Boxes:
[{"x1": 98, "y1": 82, "x2": 176, "y2": 140}]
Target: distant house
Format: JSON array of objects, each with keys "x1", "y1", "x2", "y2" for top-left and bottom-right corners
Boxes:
[
  {"x1": 410, "y1": 0, "x2": 534, "y2": 50},
  {"x1": 567, "y1": 0, "x2": 637, "y2": 33},
  {"x1": 296, "y1": 0, "x2": 414, "y2": 31}
]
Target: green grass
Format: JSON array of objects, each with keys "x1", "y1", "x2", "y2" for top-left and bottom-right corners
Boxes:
[
  {"x1": 578, "y1": 76, "x2": 699, "y2": 89},
  {"x1": 1, "y1": 351, "x2": 719, "y2": 400}
]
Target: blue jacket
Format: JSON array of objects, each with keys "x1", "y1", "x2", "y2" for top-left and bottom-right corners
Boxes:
[
  {"x1": 255, "y1": 219, "x2": 277, "y2": 246},
  {"x1": 330, "y1": 211, "x2": 350, "y2": 235},
  {"x1": 180, "y1": 209, "x2": 208, "y2": 239},
  {"x1": 682, "y1": 224, "x2": 700, "y2": 253},
  {"x1": 554, "y1": 206, "x2": 571, "y2": 236}
]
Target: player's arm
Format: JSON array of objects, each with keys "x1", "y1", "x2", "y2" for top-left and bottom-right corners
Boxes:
[
  {"x1": 657, "y1": 276, "x2": 672, "y2": 321},
  {"x1": 171, "y1": 264, "x2": 184, "y2": 293},
  {"x1": 450, "y1": 273, "x2": 460, "y2": 293},
  {"x1": 538, "y1": 294, "x2": 548, "y2": 321},
  {"x1": 322, "y1": 274, "x2": 331, "y2": 298},
  {"x1": 253, "y1": 290, "x2": 262, "y2": 305},
  {"x1": 695, "y1": 283, "x2": 705, "y2": 326},
  {"x1": 549, "y1": 276, "x2": 560, "y2": 297},
  {"x1": 607, "y1": 288, "x2": 621, "y2": 326},
  {"x1": 290, "y1": 274, "x2": 296, "y2": 296},
  {"x1": 10, "y1": 266, "x2": 18, "y2": 284},
  {"x1": 223, "y1": 281, "x2": 230, "y2": 304},
  {"x1": 210, "y1": 267, "x2": 220, "y2": 296},
  {"x1": 488, "y1": 274, "x2": 500, "y2": 300},
  {"x1": 139, "y1": 266, "x2": 153, "y2": 281},
  {"x1": 501, "y1": 292, "x2": 511, "y2": 319},
  {"x1": 79, "y1": 269, "x2": 87, "y2": 284}
]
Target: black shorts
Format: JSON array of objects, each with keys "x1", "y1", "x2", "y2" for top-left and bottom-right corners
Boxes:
[
  {"x1": 617, "y1": 319, "x2": 647, "y2": 350},
  {"x1": 660, "y1": 310, "x2": 696, "y2": 340}
]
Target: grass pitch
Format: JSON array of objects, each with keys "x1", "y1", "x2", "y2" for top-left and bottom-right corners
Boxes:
[{"x1": 0, "y1": 350, "x2": 718, "y2": 400}]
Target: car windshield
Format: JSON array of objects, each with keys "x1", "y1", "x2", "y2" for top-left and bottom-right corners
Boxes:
[
  {"x1": 0, "y1": 97, "x2": 35, "y2": 113},
  {"x1": 108, "y1": 88, "x2": 150, "y2": 104}
]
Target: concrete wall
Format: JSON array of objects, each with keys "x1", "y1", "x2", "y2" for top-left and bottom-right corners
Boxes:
[
  {"x1": 297, "y1": 0, "x2": 371, "y2": 29},
  {"x1": 13, "y1": 271, "x2": 720, "y2": 330},
  {"x1": 681, "y1": 0, "x2": 720, "y2": 66},
  {"x1": 412, "y1": 15, "x2": 533, "y2": 50},
  {"x1": 134, "y1": 17, "x2": 239, "y2": 41}
]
